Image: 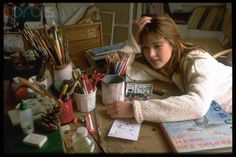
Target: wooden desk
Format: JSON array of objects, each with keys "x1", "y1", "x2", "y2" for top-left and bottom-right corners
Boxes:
[
  {"x1": 63, "y1": 80, "x2": 181, "y2": 153},
  {"x1": 4, "y1": 80, "x2": 181, "y2": 153}
]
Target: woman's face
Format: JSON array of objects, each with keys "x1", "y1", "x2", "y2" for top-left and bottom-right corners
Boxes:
[{"x1": 141, "y1": 33, "x2": 173, "y2": 69}]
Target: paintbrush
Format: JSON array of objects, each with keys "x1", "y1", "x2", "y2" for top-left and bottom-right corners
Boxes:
[
  {"x1": 18, "y1": 77, "x2": 63, "y2": 105},
  {"x1": 94, "y1": 107, "x2": 103, "y2": 145}
]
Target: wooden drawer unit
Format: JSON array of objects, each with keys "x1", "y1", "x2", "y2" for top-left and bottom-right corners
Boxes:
[{"x1": 59, "y1": 22, "x2": 103, "y2": 69}]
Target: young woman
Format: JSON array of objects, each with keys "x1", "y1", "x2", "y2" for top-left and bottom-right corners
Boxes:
[{"x1": 105, "y1": 15, "x2": 232, "y2": 123}]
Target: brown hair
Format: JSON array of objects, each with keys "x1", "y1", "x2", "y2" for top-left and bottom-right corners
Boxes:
[{"x1": 139, "y1": 14, "x2": 204, "y2": 78}]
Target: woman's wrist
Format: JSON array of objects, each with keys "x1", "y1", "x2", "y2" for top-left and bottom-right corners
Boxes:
[{"x1": 131, "y1": 100, "x2": 144, "y2": 123}]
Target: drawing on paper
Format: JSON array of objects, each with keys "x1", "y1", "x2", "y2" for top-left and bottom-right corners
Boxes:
[{"x1": 108, "y1": 119, "x2": 141, "y2": 141}]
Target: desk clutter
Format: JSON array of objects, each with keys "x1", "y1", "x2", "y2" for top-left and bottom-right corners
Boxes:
[
  {"x1": 85, "y1": 43, "x2": 124, "y2": 67},
  {"x1": 7, "y1": 68, "x2": 166, "y2": 152},
  {"x1": 6, "y1": 28, "x2": 167, "y2": 152},
  {"x1": 19, "y1": 24, "x2": 70, "y2": 67},
  {"x1": 10, "y1": 64, "x2": 224, "y2": 153}
]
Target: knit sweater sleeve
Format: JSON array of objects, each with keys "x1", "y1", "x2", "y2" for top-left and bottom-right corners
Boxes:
[{"x1": 132, "y1": 51, "x2": 217, "y2": 123}]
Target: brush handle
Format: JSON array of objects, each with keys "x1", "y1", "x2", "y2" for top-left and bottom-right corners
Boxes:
[
  {"x1": 18, "y1": 77, "x2": 63, "y2": 105},
  {"x1": 18, "y1": 77, "x2": 46, "y2": 96}
]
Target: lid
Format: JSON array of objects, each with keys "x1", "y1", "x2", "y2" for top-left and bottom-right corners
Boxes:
[
  {"x1": 76, "y1": 127, "x2": 88, "y2": 137},
  {"x1": 102, "y1": 74, "x2": 125, "y2": 84},
  {"x1": 19, "y1": 100, "x2": 28, "y2": 110}
]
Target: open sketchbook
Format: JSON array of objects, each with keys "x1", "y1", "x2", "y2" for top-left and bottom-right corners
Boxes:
[{"x1": 160, "y1": 100, "x2": 232, "y2": 153}]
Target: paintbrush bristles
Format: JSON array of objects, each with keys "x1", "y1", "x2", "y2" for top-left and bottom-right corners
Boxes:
[{"x1": 20, "y1": 24, "x2": 69, "y2": 67}]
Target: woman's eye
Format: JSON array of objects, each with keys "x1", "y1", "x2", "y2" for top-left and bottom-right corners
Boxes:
[
  {"x1": 154, "y1": 45, "x2": 161, "y2": 50},
  {"x1": 142, "y1": 46, "x2": 149, "y2": 51}
]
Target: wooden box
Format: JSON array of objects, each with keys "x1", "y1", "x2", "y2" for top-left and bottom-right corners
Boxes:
[{"x1": 59, "y1": 22, "x2": 103, "y2": 70}]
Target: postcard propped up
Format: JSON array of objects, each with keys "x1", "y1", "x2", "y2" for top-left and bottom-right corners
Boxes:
[{"x1": 108, "y1": 119, "x2": 141, "y2": 141}]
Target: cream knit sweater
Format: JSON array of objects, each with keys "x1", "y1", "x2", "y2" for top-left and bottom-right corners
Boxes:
[{"x1": 119, "y1": 35, "x2": 232, "y2": 123}]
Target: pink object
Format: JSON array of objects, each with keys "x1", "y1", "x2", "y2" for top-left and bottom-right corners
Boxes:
[{"x1": 59, "y1": 99, "x2": 74, "y2": 125}]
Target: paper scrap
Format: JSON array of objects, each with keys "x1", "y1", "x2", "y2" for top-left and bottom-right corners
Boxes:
[{"x1": 108, "y1": 119, "x2": 141, "y2": 141}]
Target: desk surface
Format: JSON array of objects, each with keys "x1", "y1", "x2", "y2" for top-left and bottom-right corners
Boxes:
[
  {"x1": 63, "y1": 80, "x2": 181, "y2": 153},
  {"x1": 4, "y1": 80, "x2": 181, "y2": 153}
]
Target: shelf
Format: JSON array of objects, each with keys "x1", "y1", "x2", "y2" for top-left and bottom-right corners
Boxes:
[{"x1": 177, "y1": 24, "x2": 224, "y2": 41}]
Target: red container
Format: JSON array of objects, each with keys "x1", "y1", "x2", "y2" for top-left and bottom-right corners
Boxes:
[
  {"x1": 59, "y1": 99, "x2": 74, "y2": 125},
  {"x1": 14, "y1": 85, "x2": 29, "y2": 104}
]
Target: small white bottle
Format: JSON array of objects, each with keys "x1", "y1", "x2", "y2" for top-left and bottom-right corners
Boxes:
[
  {"x1": 72, "y1": 127, "x2": 95, "y2": 153},
  {"x1": 19, "y1": 100, "x2": 34, "y2": 134}
]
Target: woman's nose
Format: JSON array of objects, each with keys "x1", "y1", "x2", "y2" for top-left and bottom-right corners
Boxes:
[{"x1": 147, "y1": 47, "x2": 156, "y2": 57}]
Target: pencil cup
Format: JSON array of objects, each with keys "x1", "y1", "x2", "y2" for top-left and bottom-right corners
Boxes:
[
  {"x1": 59, "y1": 99, "x2": 74, "y2": 125},
  {"x1": 53, "y1": 62, "x2": 73, "y2": 91},
  {"x1": 101, "y1": 74, "x2": 125, "y2": 105},
  {"x1": 73, "y1": 87, "x2": 97, "y2": 112}
]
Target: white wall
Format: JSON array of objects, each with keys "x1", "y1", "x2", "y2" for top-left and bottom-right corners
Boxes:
[{"x1": 94, "y1": 3, "x2": 139, "y2": 45}]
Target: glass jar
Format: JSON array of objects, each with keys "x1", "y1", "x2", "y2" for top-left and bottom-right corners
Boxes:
[{"x1": 72, "y1": 127, "x2": 95, "y2": 153}]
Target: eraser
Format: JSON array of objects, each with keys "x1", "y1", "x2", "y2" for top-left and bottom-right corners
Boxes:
[{"x1": 23, "y1": 133, "x2": 48, "y2": 148}]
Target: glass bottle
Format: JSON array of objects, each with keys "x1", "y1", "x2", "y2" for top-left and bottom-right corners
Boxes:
[
  {"x1": 19, "y1": 100, "x2": 34, "y2": 134},
  {"x1": 72, "y1": 127, "x2": 95, "y2": 153}
]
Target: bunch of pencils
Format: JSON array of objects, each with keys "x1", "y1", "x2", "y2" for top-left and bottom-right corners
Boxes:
[
  {"x1": 74, "y1": 70, "x2": 105, "y2": 94},
  {"x1": 19, "y1": 24, "x2": 70, "y2": 67},
  {"x1": 105, "y1": 52, "x2": 129, "y2": 76}
]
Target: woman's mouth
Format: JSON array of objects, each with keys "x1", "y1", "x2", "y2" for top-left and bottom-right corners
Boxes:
[{"x1": 151, "y1": 59, "x2": 161, "y2": 63}]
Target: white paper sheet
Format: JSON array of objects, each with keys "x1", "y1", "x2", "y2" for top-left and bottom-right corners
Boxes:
[{"x1": 108, "y1": 119, "x2": 141, "y2": 141}]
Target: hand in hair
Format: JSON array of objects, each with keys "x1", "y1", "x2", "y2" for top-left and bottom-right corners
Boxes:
[{"x1": 132, "y1": 16, "x2": 152, "y2": 43}]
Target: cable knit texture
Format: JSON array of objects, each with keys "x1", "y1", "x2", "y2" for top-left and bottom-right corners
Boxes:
[
  {"x1": 120, "y1": 34, "x2": 232, "y2": 123},
  {"x1": 132, "y1": 100, "x2": 144, "y2": 123}
]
